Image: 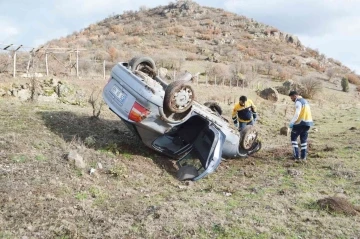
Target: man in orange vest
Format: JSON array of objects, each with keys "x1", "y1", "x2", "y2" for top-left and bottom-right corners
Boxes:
[{"x1": 232, "y1": 95, "x2": 257, "y2": 131}]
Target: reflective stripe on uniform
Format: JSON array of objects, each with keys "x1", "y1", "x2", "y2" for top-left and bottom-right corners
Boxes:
[{"x1": 291, "y1": 141, "x2": 298, "y2": 147}]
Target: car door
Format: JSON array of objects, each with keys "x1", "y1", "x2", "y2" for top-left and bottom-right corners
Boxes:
[
  {"x1": 184, "y1": 125, "x2": 225, "y2": 181},
  {"x1": 152, "y1": 120, "x2": 225, "y2": 181}
]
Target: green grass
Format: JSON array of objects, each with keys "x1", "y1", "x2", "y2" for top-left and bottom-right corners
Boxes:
[
  {"x1": 75, "y1": 192, "x2": 88, "y2": 200},
  {"x1": 1, "y1": 79, "x2": 360, "y2": 238},
  {"x1": 11, "y1": 155, "x2": 27, "y2": 163},
  {"x1": 35, "y1": 154, "x2": 47, "y2": 161},
  {"x1": 89, "y1": 186, "x2": 109, "y2": 206}
]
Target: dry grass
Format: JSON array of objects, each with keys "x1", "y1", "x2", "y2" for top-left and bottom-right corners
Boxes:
[{"x1": 1, "y1": 75, "x2": 360, "y2": 238}]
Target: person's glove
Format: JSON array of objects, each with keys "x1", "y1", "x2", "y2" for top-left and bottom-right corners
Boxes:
[
  {"x1": 234, "y1": 122, "x2": 239, "y2": 128},
  {"x1": 289, "y1": 123, "x2": 294, "y2": 128},
  {"x1": 253, "y1": 113, "x2": 257, "y2": 121}
]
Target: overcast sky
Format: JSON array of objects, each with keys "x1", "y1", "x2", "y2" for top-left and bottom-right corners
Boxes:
[{"x1": 0, "y1": 0, "x2": 359, "y2": 73}]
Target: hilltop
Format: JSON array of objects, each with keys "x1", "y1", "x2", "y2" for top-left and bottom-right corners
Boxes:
[{"x1": 44, "y1": 0, "x2": 357, "y2": 83}]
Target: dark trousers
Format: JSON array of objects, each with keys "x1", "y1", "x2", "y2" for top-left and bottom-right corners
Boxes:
[
  {"x1": 291, "y1": 125, "x2": 310, "y2": 159},
  {"x1": 239, "y1": 120, "x2": 254, "y2": 131}
]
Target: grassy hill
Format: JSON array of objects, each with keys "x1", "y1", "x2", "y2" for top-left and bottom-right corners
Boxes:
[
  {"x1": 1, "y1": 0, "x2": 360, "y2": 238},
  {"x1": 44, "y1": 1, "x2": 358, "y2": 84},
  {"x1": 1, "y1": 78, "x2": 360, "y2": 238}
]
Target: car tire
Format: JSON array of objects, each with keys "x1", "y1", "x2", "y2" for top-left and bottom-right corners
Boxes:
[
  {"x1": 240, "y1": 125, "x2": 258, "y2": 150},
  {"x1": 164, "y1": 80, "x2": 195, "y2": 113},
  {"x1": 176, "y1": 165, "x2": 199, "y2": 181},
  {"x1": 248, "y1": 140, "x2": 262, "y2": 155},
  {"x1": 204, "y1": 101, "x2": 222, "y2": 115},
  {"x1": 129, "y1": 56, "x2": 156, "y2": 78}
]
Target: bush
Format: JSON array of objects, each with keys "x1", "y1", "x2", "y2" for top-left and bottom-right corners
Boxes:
[
  {"x1": 300, "y1": 77, "x2": 323, "y2": 99},
  {"x1": 185, "y1": 53, "x2": 198, "y2": 61},
  {"x1": 345, "y1": 73, "x2": 360, "y2": 85},
  {"x1": 341, "y1": 77, "x2": 349, "y2": 92},
  {"x1": 306, "y1": 61, "x2": 325, "y2": 72},
  {"x1": 167, "y1": 26, "x2": 185, "y2": 37},
  {"x1": 123, "y1": 36, "x2": 142, "y2": 45},
  {"x1": 107, "y1": 47, "x2": 119, "y2": 62},
  {"x1": 277, "y1": 68, "x2": 293, "y2": 82},
  {"x1": 110, "y1": 24, "x2": 125, "y2": 34}
]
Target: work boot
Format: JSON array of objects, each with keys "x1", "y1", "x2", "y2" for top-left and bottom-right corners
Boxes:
[
  {"x1": 291, "y1": 141, "x2": 299, "y2": 159},
  {"x1": 300, "y1": 143, "x2": 307, "y2": 160}
]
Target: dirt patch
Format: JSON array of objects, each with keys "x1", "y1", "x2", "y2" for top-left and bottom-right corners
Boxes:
[{"x1": 317, "y1": 197, "x2": 360, "y2": 216}]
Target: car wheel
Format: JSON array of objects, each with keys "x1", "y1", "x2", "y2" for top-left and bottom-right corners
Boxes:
[
  {"x1": 240, "y1": 125, "x2": 258, "y2": 150},
  {"x1": 129, "y1": 56, "x2": 156, "y2": 78},
  {"x1": 176, "y1": 165, "x2": 199, "y2": 181},
  {"x1": 204, "y1": 101, "x2": 222, "y2": 115},
  {"x1": 164, "y1": 80, "x2": 195, "y2": 113},
  {"x1": 248, "y1": 140, "x2": 262, "y2": 155}
]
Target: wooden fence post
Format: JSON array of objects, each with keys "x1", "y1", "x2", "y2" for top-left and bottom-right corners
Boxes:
[
  {"x1": 103, "y1": 60, "x2": 106, "y2": 80},
  {"x1": 76, "y1": 48, "x2": 79, "y2": 78},
  {"x1": 45, "y1": 52, "x2": 49, "y2": 76},
  {"x1": 13, "y1": 52, "x2": 17, "y2": 78}
]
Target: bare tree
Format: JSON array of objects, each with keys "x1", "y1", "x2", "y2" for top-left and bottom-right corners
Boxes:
[
  {"x1": 245, "y1": 65, "x2": 258, "y2": 88},
  {"x1": 301, "y1": 77, "x2": 323, "y2": 99},
  {"x1": 88, "y1": 88, "x2": 105, "y2": 119},
  {"x1": 264, "y1": 61, "x2": 274, "y2": 75},
  {"x1": 0, "y1": 53, "x2": 11, "y2": 73},
  {"x1": 326, "y1": 68, "x2": 338, "y2": 81}
]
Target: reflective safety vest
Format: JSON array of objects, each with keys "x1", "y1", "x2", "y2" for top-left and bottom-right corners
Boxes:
[
  {"x1": 295, "y1": 97, "x2": 313, "y2": 126},
  {"x1": 232, "y1": 99, "x2": 256, "y2": 123}
]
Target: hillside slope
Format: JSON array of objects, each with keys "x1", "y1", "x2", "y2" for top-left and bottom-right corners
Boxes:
[{"x1": 45, "y1": 0, "x2": 355, "y2": 82}]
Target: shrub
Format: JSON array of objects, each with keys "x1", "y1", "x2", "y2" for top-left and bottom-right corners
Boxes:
[
  {"x1": 341, "y1": 77, "x2": 349, "y2": 92},
  {"x1": 236, "y1": 44, "x2": 246, "y2": 51},
  {"x1": 328, "y1": 58, "x2": 342, "y2": 66},
  {"x1": 185, "y1": 53, "x2": 198, "y2": 61},
  {"x1": 277, "y1": 69, "x2": 293, "y2": 82},
  {"x1": 197, "y1": 34, "x2": 211, "y2": 40},
  {"x1": 123, "y1": 36, "x2": 142, "y2": 45},
  {"x1": 167, "y1": 26, "x2": 185, "y2": 37},
  {"x1": 107, "y1": 47, "x2": 118, "y2": 62},
  {"x1": 306, "y1": 61, "x2": 325, "y2": 72},
  {"x1": 300, "y1": 77, "x2": 323, "y2": 99},
  {"x1": 245, "y1": 48, "x2": 258, "y2": 57},
  {"x1": 306, "y1": 48, "x2": 320, "y2": 58},
  {"x1": 0, "y1": 54, "x2": 11, "y2": 73},
  {"x1": 110, "y1": 24, "x2": 125, "y2": 34},
  {"x1": 345, "y1": 73, "x2": 360, "y2": 85}
]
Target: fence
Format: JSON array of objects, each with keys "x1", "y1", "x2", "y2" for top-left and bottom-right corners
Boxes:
[
  {"x1": 1, "y1": 43, "x2": 271, "y2": 92},
  {"x1": 0, "y1": 43, "x2": 108, "y2": 79},
  {"x1": 166, "y1": 69, "x2": 270, "y2": 91}
]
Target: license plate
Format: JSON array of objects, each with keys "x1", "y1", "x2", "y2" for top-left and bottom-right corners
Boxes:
[{"x1": 111, "y1": 86, "x2": 127, "y2": 105}]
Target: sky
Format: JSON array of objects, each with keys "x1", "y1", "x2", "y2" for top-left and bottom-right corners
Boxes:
[{"x1": 0, "y1": 0, "x2": 359, "y2": 73}]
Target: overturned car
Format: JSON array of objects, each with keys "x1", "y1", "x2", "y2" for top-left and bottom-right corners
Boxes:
[{"x1": 103, "y1": 56, "x2": 261, "y2": 181}]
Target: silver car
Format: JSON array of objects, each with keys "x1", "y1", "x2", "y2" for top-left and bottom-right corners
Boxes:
[{"x1": 103, "y1": 56, "x2": 261, "y2": 181}]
